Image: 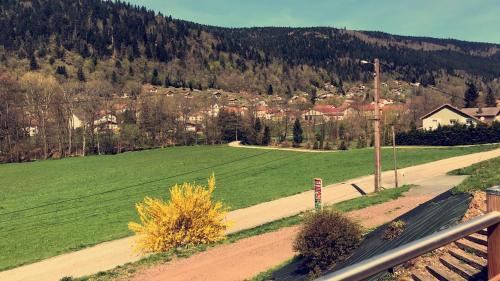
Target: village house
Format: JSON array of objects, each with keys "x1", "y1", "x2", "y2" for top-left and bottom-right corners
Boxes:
[
  {"x1": 188, "y1": 112, "x2": 204, "y2": 124},
  {"x1": 255, "y1": 105, "x2": 268, "y2": 120},
  {"x1": 223, "y1": 106, "x2": 248, "y2": 116},
  {"x1": 303, "y1": 105, "x2": 345, "y2": 123},
  {"x1": 460, "y1": 107, "x2": 500, "y2": 124},
  {"x1": 420, "y1": 104, "x2": 480, "y2": 130},
  {"x1": 70, "y1": 114, "x2": 84, "y2": 129},
  {"x1": 94, "y1": 113, "x2": 119, "y2": 132}
]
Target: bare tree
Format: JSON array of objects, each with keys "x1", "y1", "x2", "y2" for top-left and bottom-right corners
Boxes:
[{"x1": 21, "y1": 72, "x2": 61, "y2": 159}]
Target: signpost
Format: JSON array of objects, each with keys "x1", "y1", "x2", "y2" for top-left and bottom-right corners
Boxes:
[{"x1": 314, "y1": 178, "x2": 322, "y2": 210}]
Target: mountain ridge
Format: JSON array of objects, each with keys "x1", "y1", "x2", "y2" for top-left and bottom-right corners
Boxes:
[{"x1": 0, "y1": 0, "x2": 499, "y2": 94}]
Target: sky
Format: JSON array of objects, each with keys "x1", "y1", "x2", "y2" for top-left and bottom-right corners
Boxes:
[{"x1": 124, "y1": 0, "x2": 500, "y2": 44}]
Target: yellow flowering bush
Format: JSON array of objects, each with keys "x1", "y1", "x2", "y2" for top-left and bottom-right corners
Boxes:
[{"x1": 128, "y1": 174, "x2": 228, "y2": 253}]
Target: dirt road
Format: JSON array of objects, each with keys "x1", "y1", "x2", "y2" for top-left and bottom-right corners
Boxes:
[{"x1": 1, "y1": 148, "x2": 498, "y2": 281}]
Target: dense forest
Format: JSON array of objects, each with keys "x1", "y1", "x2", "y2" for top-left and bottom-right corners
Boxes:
[{"x1": 1, "y1": 0, "x2": 499, "y2": 94}]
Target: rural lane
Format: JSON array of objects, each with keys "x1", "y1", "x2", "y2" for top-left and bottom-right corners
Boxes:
[{"x1": 1, "y1": 148, "x2": 499, "y2": 281}]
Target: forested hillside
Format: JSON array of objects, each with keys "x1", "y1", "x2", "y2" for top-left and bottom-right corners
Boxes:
[{"x1": 1, "y1": 0, "x2": 499, "y2": 94}]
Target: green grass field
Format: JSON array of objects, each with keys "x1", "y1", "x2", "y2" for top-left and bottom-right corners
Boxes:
[{"x1": 0, "y1": 144, "x2": 497, "y2": 270}]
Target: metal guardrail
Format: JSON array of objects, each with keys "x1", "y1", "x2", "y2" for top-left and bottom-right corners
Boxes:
[{"x1": 316, "y1": 211, "x2": 500, "y2": 281}]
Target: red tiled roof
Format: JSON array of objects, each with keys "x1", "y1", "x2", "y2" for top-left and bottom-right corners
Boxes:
[
  {"x1": 255, "y1": 105, "x2": 268, "y2": 112},
  {"x1": 381, "y1": 104, "x2": 406, "y2": 112},
  {"x1": 312, "y1": 105, "x2": 338, "y2": 114}
]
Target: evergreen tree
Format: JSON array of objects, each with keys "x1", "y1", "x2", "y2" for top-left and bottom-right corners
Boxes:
[
  {"x1": 29, "y1": 54, "x2": 39, "y2": 70},
  {"x1": 254, "y1": 118, "x2": 262, "y2": 134},
  {"x1": 285, "y1": 85, "x2": 292, "y2": 98},
  {"x1": 338, "y1": 79, "x2": 345, "y2": 95},
  {"x1": 218, "y1": 110, "x2": 239, "y2": 142},
  {"x1": 151, "y1": 69, "x2": 161, "y2": 85},
  {"x1": 267, "y1": 84, "x2": 273, "y2": 95},
  {"x1": 485, "y1": 87, "x2": 496, "y2": 107},
  {"x1": 77, "y1": 67, "x2": 85, "y2": 82},
  {"x1": 111, "y1": 71, "x2": 118, "y2": 84},
  {"x1": 293, "y1": 118, "x2": 303, "y2": 146},
  {"x1": 464, "y1": 82, "x2": 479, "y2": 107},
  {"x1": 309, "y1": 88, "x2": 317, "y2": 104},
  {"x1": 55, "y1": 65, "x2": 68, "y2": 77},
  {"x1": 262, "y1": 126, "x2": 271, "y2": 145},
  {"x1": 164, "y1": 76, "x2": 171, "y2": 87}
]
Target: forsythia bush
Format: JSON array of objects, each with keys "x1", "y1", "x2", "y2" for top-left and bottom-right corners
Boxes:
[{"x1": 128, "y1": 174, "x2": 228, "y2": 253}]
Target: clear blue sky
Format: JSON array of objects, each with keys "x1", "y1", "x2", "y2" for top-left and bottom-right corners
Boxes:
[{"x1": 124, "y1": 0, "x2": 500, "y2": 44}]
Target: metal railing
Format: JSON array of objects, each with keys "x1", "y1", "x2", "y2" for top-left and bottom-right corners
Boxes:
[{"x1": 316, "y1": 211, "x2": 500, "y2": 281}]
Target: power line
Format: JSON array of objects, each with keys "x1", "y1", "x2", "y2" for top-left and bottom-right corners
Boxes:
[
  {"x1": 0, "y1": 151, "x2": 308, "y2": 235},
  {"x1": 0, "y1": 148, "x2": 274, "y2": 218},
  {"x1": 1, "y1": 150, "x2": 299, "y2": 228}
]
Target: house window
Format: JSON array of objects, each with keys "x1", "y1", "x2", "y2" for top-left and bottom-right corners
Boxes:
[{"x1": 450, "y1": 119, "x2": 458, "y2": 125}]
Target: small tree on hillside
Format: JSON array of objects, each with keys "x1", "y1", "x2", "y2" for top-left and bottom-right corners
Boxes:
[
  {"x1": 309, "y1": 88, "x2": 317, "y2": 105},
  {"x1": 29, "y1": 53, "x2": 39, "y2": 70},
  {"x1": 262, "y1": 126, "x2": 271, "y2": 146},
  {"x1": 293, "y1": 118, "x2": 303, "y2": 147},
  {"x1": 77, "y1": 67, "x2": 85, "y2": 82},
  {"x1": 485, "y1": 86, "x2": 496, "y2": 107},
  {"x1": 267, "y1": 84, "x2": 274, "y2": 95},
  {"x1": 464, "y1": 82, "x2": 479, "y2": 107},
  {"x1": 151, "y1": 69, "x2": 161, "y2": 86}
]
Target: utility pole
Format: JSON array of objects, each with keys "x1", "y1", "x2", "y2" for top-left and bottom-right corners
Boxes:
[
  {"x1": 392, "y1": 125, "x2": 398, "y2": 188},
  {"x1": 235, "y1": 114, "x2": 239, "y2": 142},
  {"x1": 373, "y1": 59, "x2": 382, "y2": 192}
]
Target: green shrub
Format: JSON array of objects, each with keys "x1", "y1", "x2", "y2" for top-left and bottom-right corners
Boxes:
[
  {"x1": 324, "y1": 142, "x2": 332, "y2": 150},
  {"x1": 337, "y1": 141, "x2": 348, "y2": 150},
  {"x1": 280, "y1": 141, "x2": 291, "y2": 148},
  {"x1": 356, "y1": 136, "x2": 367, "y2": 148},
  {"x1": 294, "y1": 210, "x2": 362, "y2": 275},
  {"x1": 313, "y1": 141, "x2": 320, "y2": 150}
]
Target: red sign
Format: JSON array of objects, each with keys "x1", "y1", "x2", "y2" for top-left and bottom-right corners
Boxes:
[{"x1": 314, "y1": 178, "x2": 322, "y2": 210}]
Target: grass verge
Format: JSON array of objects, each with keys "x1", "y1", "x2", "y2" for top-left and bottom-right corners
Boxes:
[
  {"x1": 450, "y1": 156, "x2": 500, "y2": 194},
  {"x1": 70, "y1": 184, "x2": 413, "y2": 281}
]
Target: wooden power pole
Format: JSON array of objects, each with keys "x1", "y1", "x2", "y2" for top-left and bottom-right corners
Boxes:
[
  {"x1": 374, "y1": 59, "x2": 382, "y2": 192},
  {"x1": 392, "y1": 125, "x2": 398, "y2": 188}
]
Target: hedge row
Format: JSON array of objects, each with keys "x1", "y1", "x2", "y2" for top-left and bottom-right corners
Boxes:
[{"x1": 396, "y1": 122, "x2": 500, "y2": 146}]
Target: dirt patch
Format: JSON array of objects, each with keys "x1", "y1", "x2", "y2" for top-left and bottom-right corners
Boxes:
[{"x1": 132, "y1": 226, "x2": 299, "y2": 281}]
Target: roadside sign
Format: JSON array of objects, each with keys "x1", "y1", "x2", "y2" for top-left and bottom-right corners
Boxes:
[{"x1": 314, "y1": 178, "x2": 322, "y2": 210}]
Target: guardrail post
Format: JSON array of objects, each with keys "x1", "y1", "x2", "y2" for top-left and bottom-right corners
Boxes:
[{"x1": 487, "y1": 186, "x2": 500, "y2": 279}]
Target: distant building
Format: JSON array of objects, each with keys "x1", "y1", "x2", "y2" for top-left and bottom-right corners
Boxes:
[
  {"x1": 303, "y1": 105, "x2": 345, "y2": 122},
  {"x1": 460, "y1": 107, "x2": 500, "y2": 124},
  {"x1": 94, "y1": 114, "x2": 119, "y2": 132},
  {"x1": 420, "y1": 104, "x2": 480, "y2": 130}
]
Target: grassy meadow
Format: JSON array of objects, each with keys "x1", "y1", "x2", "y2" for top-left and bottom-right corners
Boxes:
[{"x1": 0, "y1": 144, "x2": 497, "y2": 270}]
